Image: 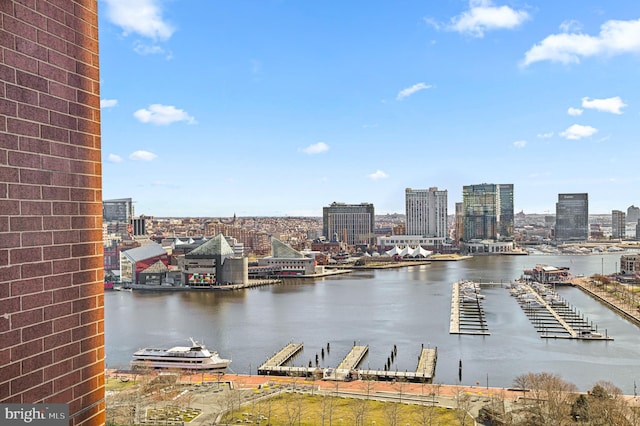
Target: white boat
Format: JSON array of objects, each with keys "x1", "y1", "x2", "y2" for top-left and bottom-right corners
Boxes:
[{"x1": 131, "y1": 338, "x2": 231, "y2": 371}]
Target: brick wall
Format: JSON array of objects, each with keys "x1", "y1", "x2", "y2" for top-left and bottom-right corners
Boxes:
[{"x1": 0, "y1": 1, "x2": 104, "y2": 425}]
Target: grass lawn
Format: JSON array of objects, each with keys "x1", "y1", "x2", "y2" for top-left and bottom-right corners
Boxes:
[{"x1": 221, "y1": 392, "x2": 465, "y2": 425}]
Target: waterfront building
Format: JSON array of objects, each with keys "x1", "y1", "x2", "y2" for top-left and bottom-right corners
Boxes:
[
  {"x1": 612, "y1": 210, "x2": 626, "y2": 239},
  {"x1": 555, "y1": 193, "x2": 589, "y2": 242},
  {"x1": 179, "y1": 234, "x2": 247, "y2": 286},
  {"x1": 462, "y1": 183, "x2": 514, "y2": 241},
  {"x1": 0, "y1": 1, "x2": 105, "y2": 423},
  {"x1": 120, "y1": 243, "x2": 170, "y2": 285},
  {"x1": 258, "y1": 238, "x2": 317, "y2": 276},
  {"x1": 620, "y1": 254, "x2": 640, "y2": 276},
  {"x1": 628, "y1": 205, "x2": 640, "y2": 224},
  {"x1": 465, "y1": 240, "x2": 515, "y2": 254},
  {"x1": 377, "y1": 235, "x2": 448, "y2": 252},
  {"x1": 405, "y1": 187, "x2": 448, "y2": 237},
  {"x1": 322, "y1": 202, "x2": 376, "y2": 246}
]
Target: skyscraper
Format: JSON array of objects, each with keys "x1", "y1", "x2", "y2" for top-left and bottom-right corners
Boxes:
[
  {"x1": 612, "y1": 210, "x2": 626, "y2": 239},
  {"x1": 627, "y1": 205, "x2": 640, "y2": 224},
  {"x1": 0, "y1": 1, "x2": 104, "y2": 424},
  {"x1": 462, "y1": 184, "x2": 514, "y2": 241},
  {"x1": 405, "y1": 187, "x2": 448, "y2": 237},
  {"x1": 322, "y1": 202, "x2": 375, "y2": 246},
  {"x1": 555, "y1": 193, "x2": 589, "y2": 242}
]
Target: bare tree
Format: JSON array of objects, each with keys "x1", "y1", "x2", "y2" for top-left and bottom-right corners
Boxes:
[
  {"x1": 513, "y1": 372, "x2": 577, "y2": 425},
  {"x1": 454, "y1": 390, "x2": 473, "y2": 426}
]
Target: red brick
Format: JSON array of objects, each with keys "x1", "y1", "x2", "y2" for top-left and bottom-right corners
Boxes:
[
  {"x1": 0, "y1": 233, "x2": 21, "y2": 249},
  {"x1": 42, "y1": 186, "x2": 70, "y2": 200},
  {"x1": 53, "y1": 286, "x2": 79, "y2": 304},
  {"x1": 2, "y1": 15, "x2": 37, "y2": 43},
  {"x1": 15, "y1": 3, "x2": 47, "y2": 30},
  {"x1": 53, "y1": 313, "x2": 79, "y2": 332},
  {"x1": 0, "y1": 199, "x2": 20, "y2": 214},
  {"x1": 39, "y1": 93, "x2": 68, "y2": 113},
  {"x1": 1, "y1": 330, "x2": 21, "y2": 350},
  {"x1": 22, "y1": 381, "x2": 54, "y2": 403},
  {"x1": 80, "y1": 361, "x2": 103, "y2": 382},
  {"x1": 71, "y1": 243, "x2": 94, "y2": 257},
  {"x1": 49, "y1": 79, "x2": 76, "y2": 100},
  {"x1": 44, "y1": 302, "x2": 72, "y2": 321},
  {"x1": 52, "y1": 258, "x2": 79, "y2": 274},
  {"x1": 44, "y1": 273, "x2": 73, "y2": 290},
  {"x1": 8, "y1": 183, "x2": 42, "y2": 200},
  {"x1": 10, "y1": 277, "x2": 43, "y2": 296},
  {"x1": 41, "y1": 124, "x2": 70, "y2": 143},
  {"x1": 10, "y1": 369, "x2": 43, "y2": 394},
  {"x1": 16, "y1": 37, "x2": 47, "y2": 62},
  {"x1": 8, "y1": 149, "x2": 42, "y2": 168},
  {"x1": 51, "y1": 171, "x2": 77, "y2": 187},
  {"x1": 10, "y1": 216, "x2": 42, "y2": 231},
  {"x1": 18, "y1": 136, "x2": 50, "y2": 154},
  {"x1": 52, "y1": 201, "x2": 78, "y2": 215},
  {"x1": 10, "y1": 339, "x2": 43, "y2": 363},
  {"x1": 21, "y1": 261, "x2": 52, "y2": 279},
  {"x1": 0, "y1": 363, "x2": 21, "y2": 385},
  {"x1": 10, "y1": 247, "x2": 42, "y2": 264},
  {"x1": 6, "y1": 82, "x2": 39, "y2": 105},
  {"x1": 0, "y1": 165, "x2": 20, "y2": 182},
  {"x1": 17, "y1": 103, "x2": 49, "y2": 122},
  {"x1": 22, "y1": 351, "x2": 53, "y2": 376},
  {"x1": 11, "y1": 120, "x2": 42, "y2": 141},
  {"x1": 52, "y1": 369, "x2": 80, "y2": 393},
  {"x1": 53, "y1": 342, "x2": 80, "y2": 363},
  {"x1": 70, "y1": 187, "x2": 94, "y2": 201},
  {"x1": 43, "y1": 215, "x2": 71, "y2": 230},
  {"x1": 21, "y1": 230, "x2": 53, "y2": 247},
  {"x1": 71, "y1": 216, "x2": 94, "y2": 229},
  {"x1": 0, "y1": 98, "x2": 18, "y2": 117},
  {"x1": 0, "y1": 28, "x2": 17, "y2": 50},
  {"x1": 72, "y1": 270, "x2": 95, "y2": 285},
  {"x1": 79, "y1": 256, "x2": 101, "y2": 272},
  {"x1": 0, "y1": 250, "x2": 8, "y2": 267},
  {"x1": 43, "y1": 244, "x2": 71, "y2": 260},
  {"x1": 80, "y1": 334, "x2": 101, "y2": 354},
  {"x1": 43, "y1": 329, "x2": 72, "y2": 350},
  {"x1": 22, "y1": 290, "x2": 53, "y2": 310},
  {"x1": 22, "y1": 320, "x2": 53, "y2": 342},
  {"x1": 52, "y1": 230, "x2": 78, "y2": 244},
  {"x1": 20, "y1": 200, "x2": 53, "y2": 215},
  {"x1": 80, "y1": 307, "x2": 102, "y2": 325},
  {"x1": 36, "y1": 0, "x2": 66, "y2": 25}
]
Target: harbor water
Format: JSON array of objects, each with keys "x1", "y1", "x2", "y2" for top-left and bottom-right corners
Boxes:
[{"x1": 105, "y1": 253, "x2": 640, "y2": 393}]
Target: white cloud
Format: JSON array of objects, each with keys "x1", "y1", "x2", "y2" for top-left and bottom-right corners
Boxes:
[
  {"x1": 101, "y1": 99, "x2": 118, "y2": 108},
  {"x1": 103, "y1": 0, "x2": 174, "y2": 40},
  {"x1": 302, "y1": 142, "x2": 329, "y2": 155},
  {"x1": 107, "y1": 153, "x2": 123, "y2": 163},
  {"x1": 559, "y1": 20, "x2": 583, "y2": 34},
  {"x1": 367, "y1": 170, "x2": 389, "y2": 180},
  {"x1": 567, "y1": 107, "x2": 583, "y2": 116},
  {"x1": 133, "y1": 41, "x2": 173, "y2": 58},
  {"x1": 560, "y1": 124, "x2": 598, "y2": 140},
  {"x1": 581, "y1": 96, "x2": 626, "y2": 114},
  {"x1": 443, "y1": 0, "x2": 530, "y2": 38},
  {"x1": 129, "y1": 150, "x2": 158, "y2": 161},
  {"x1": 513, "y1": 140, "x2": 527, "y2": 148},
  {"x1": 134, "y1": 104, "x2": 196, "y2": 125},
  {"x1": 397, "y1": 83, "x2": 432, "y2": 100},
  {"x1": 522, "y1": 18, "x2": 640, "y2": 66},
  {"x1": 537, "y1": 132, "x2": 554, "y2": 138}
]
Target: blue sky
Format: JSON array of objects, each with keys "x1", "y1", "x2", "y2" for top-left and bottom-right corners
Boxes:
[{"x1": 98, "y1": 0, "x2": 640, "y2": 217}]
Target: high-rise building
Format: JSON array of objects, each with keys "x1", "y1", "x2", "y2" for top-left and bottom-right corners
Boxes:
[
  {"x1": 0, "y1": 1, "x2": 105, "y2": 424},
  {"x1": 555, "y1": 193, "x2": 589, "y2": 241},
  {"x1": 454, "y1": 202, "x2": 464, "y2": 243},
  {"x1": 322, "y1": 202, "x2": 375, "y2": 246},
  {"x1": 405, "y1": 187, "x2": 448, "y2": 237},
  {"x1": 462, "y1": 184, "x2": 514, "y2": 241},
  {"x1": 627, "y1": 205, "x2": 640, "y2": 224},
  {"x1": 612, "y1": 210, "x2": 626, "y2": 239}
]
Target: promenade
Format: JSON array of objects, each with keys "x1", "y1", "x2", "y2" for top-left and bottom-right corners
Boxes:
[{"x1": 571, "y1": 277, "x2": 640, "y2": 327}]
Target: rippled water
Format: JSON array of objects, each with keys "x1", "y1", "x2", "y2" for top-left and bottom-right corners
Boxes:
[{"x1": 105, "y1": 253, "x2": 640, "y2": 393}]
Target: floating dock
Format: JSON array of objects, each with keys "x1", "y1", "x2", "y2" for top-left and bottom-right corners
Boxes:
[
  {"x1": 259, "y1": 343, "x2": 438, "y2": 383},
  {"x1": 450, "y1": 281, "x2": 490, "y2": 335},
  {"x1": 511, "y1": 283, "x2": 612, "y2": 341}
]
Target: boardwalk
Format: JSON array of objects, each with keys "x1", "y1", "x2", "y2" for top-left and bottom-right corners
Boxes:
[
  {"x1": 450, "y1": 281, "x2": 489, "y2": 335},
  {"x1": 257, "y1": 343, "x2": 303, "y2": 375}
]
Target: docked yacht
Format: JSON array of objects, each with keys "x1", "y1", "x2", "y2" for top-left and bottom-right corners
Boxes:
[{"x1": 131, "y1": 338, "x2": 231, "y2": 371}]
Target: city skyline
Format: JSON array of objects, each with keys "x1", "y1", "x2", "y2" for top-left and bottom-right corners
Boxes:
[{"x1": 99, "y1": 1, "x2": 640, "y2": 217}]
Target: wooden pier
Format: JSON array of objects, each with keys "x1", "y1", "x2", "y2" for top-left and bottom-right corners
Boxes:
[{"x1": 257, "y1": 343, "x2": 304, "y2": 375}]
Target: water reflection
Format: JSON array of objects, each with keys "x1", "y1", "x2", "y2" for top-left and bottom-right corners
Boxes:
[{"x1": 105, "y1": 253, "x2": 640, "y2": 393}]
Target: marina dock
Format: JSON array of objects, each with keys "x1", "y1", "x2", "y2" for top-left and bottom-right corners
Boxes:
[
  {"x1": 450, "y1": 281, "x2": 490, "y2": 335},
  {"x1": 511, "y1": 282, "x2": 612, "y2": 340}
]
